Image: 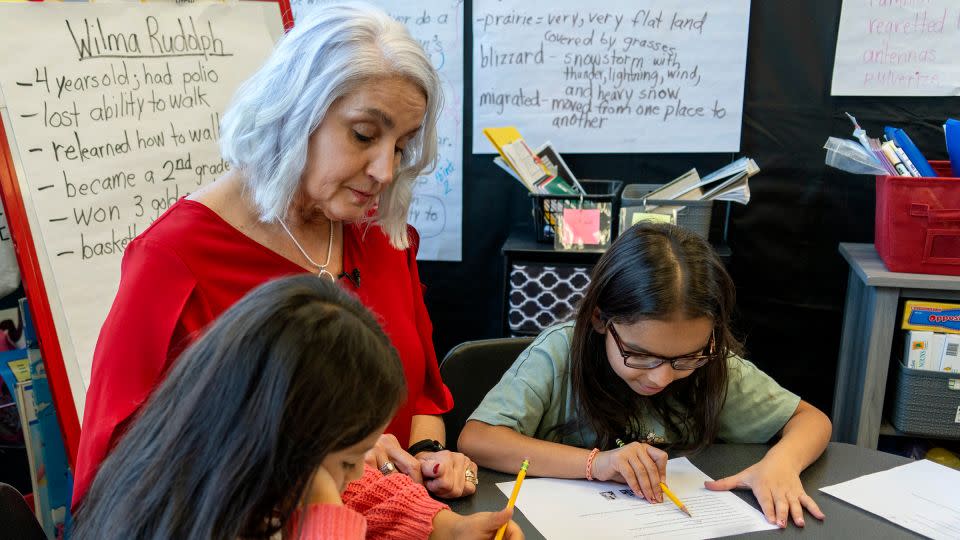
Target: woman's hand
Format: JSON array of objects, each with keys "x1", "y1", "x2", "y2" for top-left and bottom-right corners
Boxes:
[
  {"x1": 417, "y1": 450, "x2": 479, "y2": 498},
  {"x1": 704, "y1": 455, "x2": 825, "y2": 528},
  {"x1": 363, "y1": 434, "x2": 423, "y2": 483},
  {"x1": 304, "y1": 465, "x2": 343, "y2": 505},
  {"x1": 429, "y1": 508, "x2": 524, "y2": 540},
  {"x1": 591, "y1": 442, "x2": 668, "y2": 502}
]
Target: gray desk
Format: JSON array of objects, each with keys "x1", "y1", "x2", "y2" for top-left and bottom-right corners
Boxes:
[
  {"x1": 449, "y1": 443, "x2": 919, "y2": 539},
  {"x1": 832, "y1": 243, "x2": 960, "y2": 448}
]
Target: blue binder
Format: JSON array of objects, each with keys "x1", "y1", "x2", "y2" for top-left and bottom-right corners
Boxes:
[{"x1": 944, "y1": 118, "x2": 960, "y2": 177}]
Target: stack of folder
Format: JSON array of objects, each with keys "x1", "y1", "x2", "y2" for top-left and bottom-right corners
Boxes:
[
  {"x1": 639, "y1": 157, "x2": 759, "y2": 212},
  {"x1": 619, "y1": 158, "x2": 758, "y2": 239}
]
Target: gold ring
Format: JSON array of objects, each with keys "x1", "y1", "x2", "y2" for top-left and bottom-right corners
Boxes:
[{"x1": 465, "y1": 469, "x2": 478, "y2": 485}]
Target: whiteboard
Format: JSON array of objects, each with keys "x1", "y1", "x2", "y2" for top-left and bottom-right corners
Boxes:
[
  {"x1": 0, "y1": 2, "x2": 285, "y2": 418},
  {"x1": 291, "y1": 0, "x2": 464, "y2": 261},
  {"x1": 832, "y1": 0, "x2": 960, "y2": 96},
  {"x1": 472, "y1": 0, "x2": 751, "y2": 153}
]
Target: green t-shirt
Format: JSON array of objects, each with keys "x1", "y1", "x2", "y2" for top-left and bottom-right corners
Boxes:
[{"x1": 468, "y1": 322, "x2": 801, "y2": 448}]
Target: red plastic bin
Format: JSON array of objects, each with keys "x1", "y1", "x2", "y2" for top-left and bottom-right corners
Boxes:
[{"x1": 875, "y1": 161, "x2": 960, "y2": 275}]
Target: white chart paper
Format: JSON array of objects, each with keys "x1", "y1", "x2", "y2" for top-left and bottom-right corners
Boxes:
[
  {"x1": 821, "y1": 459, "x2": 960, "y2": 540},
  {"x1": 291, "y1": 0, "x2": 464, "y2": 261},
  {"x1": 0, "y1": 3, "x2": 283, "y2": 416},
  {"x1": 497, "y1": 457, "x2": 777, "y2": 539},
  {"x1": 473, "y1": 0, "x2": 751, "y2": 153},
  {"x1": 832, "y1": 0, "x2": 960, "y2": 96}
]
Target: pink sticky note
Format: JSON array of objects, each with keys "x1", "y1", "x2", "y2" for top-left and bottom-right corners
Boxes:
[{"x1": 561, "y1": 208, "x2": 601, "y2": 246}]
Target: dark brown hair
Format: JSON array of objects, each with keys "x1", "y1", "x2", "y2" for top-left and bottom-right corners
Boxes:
[
  {"x1": 568, "y1": 222, "x2": 740, "y2": 453},
  {"x1": 73, "y1": 275, "x2": 406, "y2": 540}
]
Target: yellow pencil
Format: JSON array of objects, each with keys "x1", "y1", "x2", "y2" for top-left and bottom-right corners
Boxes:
[
  {"x1": 659, "y1": 481, "x2": 692, "y2": 517},
  {"x1": 616, "y1": 438, "x2": 691, "y2": 517},
  {"x1": 494, "y1": 458, "x2": 529, "y2": 540}
]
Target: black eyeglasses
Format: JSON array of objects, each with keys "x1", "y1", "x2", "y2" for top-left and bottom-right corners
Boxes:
[{"x1": 607, "y1": 323, "x2": 715, "y2": 370}]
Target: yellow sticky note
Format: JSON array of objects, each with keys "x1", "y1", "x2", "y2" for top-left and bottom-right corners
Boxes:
[{"x1": 631, "y1": 212, "x2": 673, "y2": 226}]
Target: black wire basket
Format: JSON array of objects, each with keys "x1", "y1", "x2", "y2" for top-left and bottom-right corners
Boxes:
[{"x1": 529, "y1": 180, "x2": 624, "y2": 243}]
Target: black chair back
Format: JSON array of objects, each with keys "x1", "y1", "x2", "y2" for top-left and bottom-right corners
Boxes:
[
  {"x1": 0, "y1": 483, "x2": 47, "y2": 540},
  {"x1": 439, "y1": 337, "x2": 534, "y2": 451}
]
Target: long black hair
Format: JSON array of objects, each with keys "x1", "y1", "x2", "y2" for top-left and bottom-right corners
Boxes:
[
  {"x1": 72, "y1": 275, "x2": 406, "y2": 539},
  {"x1": 568, "y1": 222, "x2": 739, "y2": 453}
]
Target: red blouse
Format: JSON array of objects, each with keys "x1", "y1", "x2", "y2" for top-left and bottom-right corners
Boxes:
[{"x1": 72, "y1": 199, "x2": 453, "y2": 506}]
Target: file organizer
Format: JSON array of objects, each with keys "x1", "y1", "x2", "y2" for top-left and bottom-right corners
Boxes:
[
  {"x1": 620, "y1": 183, "x2": 714, "y2": 239},
  {"x1": 875, "y1": 161, "x2": 960, "y2": 276},
  {"x1": 530, "y1": 180, "x2": 623, "y2": 243}
]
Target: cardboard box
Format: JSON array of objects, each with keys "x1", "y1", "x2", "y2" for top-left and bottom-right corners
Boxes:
[
  {"x1": 902, "y1": 300, "x2": 960, "y2": 335},
  {"x1": 905, "y1": 330, "x2": 946, "y2": 371},
  {"x1": 939, "y1": 334, "x2": 960, "y2": 373}
]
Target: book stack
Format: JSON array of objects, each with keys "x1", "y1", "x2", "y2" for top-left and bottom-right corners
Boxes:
[
  {"x1": 483, "y1": 126, "x2": 585, "y2": 196},
  {"x1": 640, "y1": 157, "x2": 758, "y2": 209},
  {"x1": 902, "y1": 301, "x2": 960, "y2": 373},
  {"x1": 619, "y1": 158, "x2": 758, "y2": 239}
]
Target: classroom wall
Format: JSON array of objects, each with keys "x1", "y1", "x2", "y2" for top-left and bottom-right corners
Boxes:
[{"x1": 417, "y1": 0, "x2": 960, "y2": 414}]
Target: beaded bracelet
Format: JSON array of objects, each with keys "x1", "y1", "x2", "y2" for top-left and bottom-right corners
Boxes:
[{"x1": 585, "y1": 448, "x2": 600, "y2": 481}]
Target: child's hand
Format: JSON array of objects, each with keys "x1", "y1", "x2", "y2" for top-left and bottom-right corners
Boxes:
[
  {"x1": 592, "y1": 442, "x2": 668, "y2": 502},
  {"x1": 429, "y1": 508, "x2": 524, "y2": 540},
  {"x1": 704, "y1": 456, "x2": 825, "y2": 528}
]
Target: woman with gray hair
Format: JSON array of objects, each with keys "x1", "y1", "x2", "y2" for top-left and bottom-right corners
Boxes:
[{"x1": 73, "y1": 1, "x2": 478, "y2": 513}]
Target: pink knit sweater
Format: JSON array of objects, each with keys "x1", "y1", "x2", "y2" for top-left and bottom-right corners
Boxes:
[{"x1": 287, "y1": 465, "x2": 449, "y2": 539}]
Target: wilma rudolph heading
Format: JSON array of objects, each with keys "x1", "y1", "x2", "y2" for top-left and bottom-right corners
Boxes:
[{"x1": 66, "y1": 16, "x2": 231, "y2": 61}]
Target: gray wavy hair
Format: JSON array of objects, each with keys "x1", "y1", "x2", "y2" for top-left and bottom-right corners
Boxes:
[{"x1": 219, "y1": 1, "x2": 441, "y2": 249}]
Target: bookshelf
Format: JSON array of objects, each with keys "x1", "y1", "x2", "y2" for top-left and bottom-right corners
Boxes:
[{"x1": 832, "y1": 243, "x2": 960, "y2": 449}]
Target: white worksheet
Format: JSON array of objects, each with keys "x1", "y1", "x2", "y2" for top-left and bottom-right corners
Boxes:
[
  {"x1": 496, "y1": 457, "x2": 777, "y2": 539},
  {"x1": 821, "y1": 459, "x2": 960, "y2": 540}
]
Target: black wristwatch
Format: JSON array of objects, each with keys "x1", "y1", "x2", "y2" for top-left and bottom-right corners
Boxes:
[{"x1": 408, "y1": 439, "x2": 444, "y2": 456}]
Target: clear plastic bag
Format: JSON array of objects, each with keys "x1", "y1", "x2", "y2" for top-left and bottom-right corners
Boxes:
[{"x1": 824, "y1": 137, "x2": 889, "y2": 175}]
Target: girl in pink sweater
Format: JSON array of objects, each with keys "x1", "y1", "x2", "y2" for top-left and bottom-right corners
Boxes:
[{"x1": 72, "y1": 275, "x2": 522, "y2": 539}]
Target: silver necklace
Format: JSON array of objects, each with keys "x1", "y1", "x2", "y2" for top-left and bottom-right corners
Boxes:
[{"x1": 279, "y1": 217, "x2": 336, "y2": 281}]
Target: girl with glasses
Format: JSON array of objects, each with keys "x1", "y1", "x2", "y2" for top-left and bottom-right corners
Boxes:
[{"x1": 459, "y1": 222, "x2": 831, "y2": 530}]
